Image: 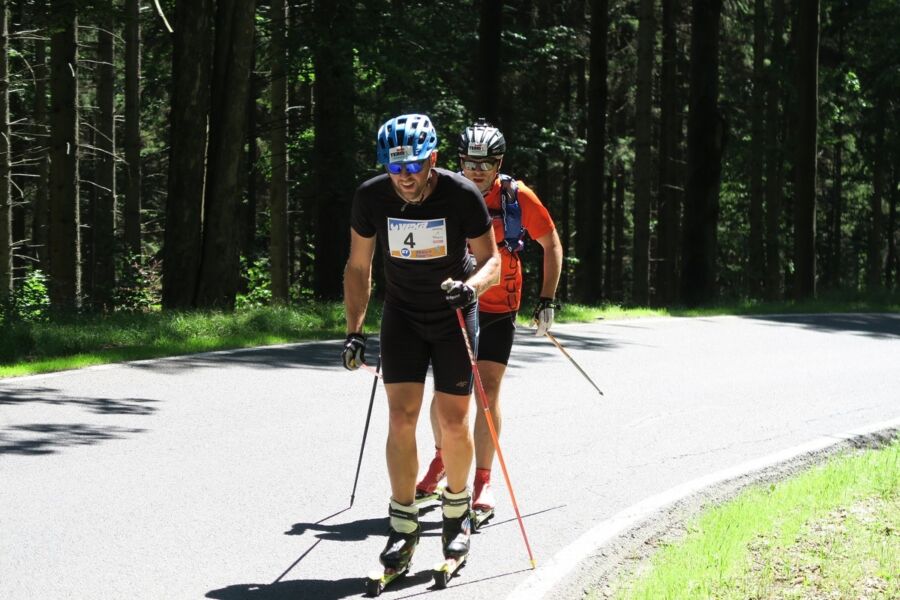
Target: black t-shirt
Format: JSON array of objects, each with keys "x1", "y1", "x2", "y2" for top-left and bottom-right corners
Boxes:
[{"x1": 351, "y1": 167, "x2": 491, "y2": 311}]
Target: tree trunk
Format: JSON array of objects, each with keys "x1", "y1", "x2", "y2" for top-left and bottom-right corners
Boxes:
[
  {"x1": 573, "y1": 54, "x2": 587, "y2": 300},
  {"x1": 48, "y1": 0, "x2": 80, "y2": 310},
  {"x1": 655, "y1": 0, "x2": 681, "y2": 306},
  {"x1": 269, "y1": 0, "x2": 289, "y2": 302},
  {"x1": 0, "y1": 0, "x2": 10, "y2": 299},
  {"x1": 162, "y1": 0, "x2": 213, "y2": 309},
  {"x1": 792, "y1": 0, "x2": 819, "y2": 300},
  {"x1": 476, "y1": 0, "x2": 502, "y2": 123},
  {"x1": 93, "y1": 17, "x2": 116, "y2": 310},
  {"x1": 579, "y1": 0, "x2": 608, "y2": 303},
  {"x1": 124, "y1": 0, "x2": 141, "y2": 257},
  {"x1": 32, "y1": 9, "x2": 49, "y2": 269},
  {"x1": 747, "y1": 0, "x2": 766, "y2": 297},
  {"x1": 830, "y1": 127, "x2": 843, "y2": 289},
  {"x1": 241, "y1": 44, "x2": 259, "y2": 264},
  {"x1": 613, "y1": 159, "x2": 625, "y2": 300},
  {"x1": 632, "y1": 0, "x2": 654, "y2": 306},
  {"x1": 312, "y1": 0, "x2": 355, "y2": 300},
  {"x1": 886, "y1": 162, "x2": 897, "y2": 290},
  {"x1": 764, "y1": 0, "x2": 785, "y2": 300},
  {"x1": 867, "y1": 105, "x2": 886, "y2": 291},
  {"x1": 680, "y1": 0, "x2": 724, "y2": 307},
  {"x1": 195, "y1": 0, "x2": 257, "y2": 309}
]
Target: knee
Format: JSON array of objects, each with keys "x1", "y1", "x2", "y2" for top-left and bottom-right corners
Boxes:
[
  {"x1": 438, "y1": 410, "x2": 469, "y2": 439},
  {"x1": 388, "y1": 406, "x2": 419, "y2": 433}
]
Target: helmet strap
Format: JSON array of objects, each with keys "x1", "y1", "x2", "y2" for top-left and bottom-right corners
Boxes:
[{"x1": 400, "y1": 170, "x2": 434, "y2": 209}]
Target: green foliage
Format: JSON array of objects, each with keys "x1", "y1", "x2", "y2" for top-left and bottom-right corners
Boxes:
[
  {"x1": 12, "y1": 269, "x2": 51, "y2": 323},
  {"x1": 235, "y1": 256, "x2": 273, "y2": 310},
  {"x1": 113, "y1": 256, "x2": 162, "y2": 313}
]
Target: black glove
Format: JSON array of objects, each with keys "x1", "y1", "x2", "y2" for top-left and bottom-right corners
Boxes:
[
  {"x1": 342, "y1": 333, "x2": 366, "y2": 370},
  {"x1": 442, "y1": 279, "x2": 476, "y2": 309},
  {"x1": 532, "y1": 297, "x2": 560, "y2": 336}
]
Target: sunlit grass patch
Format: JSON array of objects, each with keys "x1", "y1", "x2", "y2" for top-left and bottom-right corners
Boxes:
[{"x1": 599, "y1": 440, "x2": 900, "y2": 600}]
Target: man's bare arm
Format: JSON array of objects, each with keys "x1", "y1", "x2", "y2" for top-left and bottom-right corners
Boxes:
[
  {"x1": 343, "y1": 230, "x2": 376, "y2": 334},
  {"x1": 535, "y1": 228, "x2": 563, "y2": 298},
  {"x1": 465, "y1": 227, "x2": 501, "y2": 297}
]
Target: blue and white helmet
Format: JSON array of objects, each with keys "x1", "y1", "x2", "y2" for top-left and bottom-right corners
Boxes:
[{"x1": 376, "y1": 114, "x2": 438, "y2": 165}]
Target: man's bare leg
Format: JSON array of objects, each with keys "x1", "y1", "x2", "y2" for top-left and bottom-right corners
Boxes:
[
  {"x1": 433, "y1": 390, "x2": 473, "y2": 493},
  {"x1": 385, "y1": 382, "x2": 425, "y2": 505}
]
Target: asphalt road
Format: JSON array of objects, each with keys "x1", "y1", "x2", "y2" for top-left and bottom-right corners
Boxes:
[{"x1": 1, "y1": 314, "x2": 898, "y2": 600}]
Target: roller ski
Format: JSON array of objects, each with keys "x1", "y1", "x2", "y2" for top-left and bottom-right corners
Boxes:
[
  {"x1": 414, "y1": 450, "x2": 445, "y2": 505},
  {"x1": 365, "y1": 503, "x2": 419, "y2": 597},
  {"x1": 432, "y1": 491, "x2": 471, "y2": 589},
  {"x1": 472, "y1": 468, "x2": 496, "y2": 531}
]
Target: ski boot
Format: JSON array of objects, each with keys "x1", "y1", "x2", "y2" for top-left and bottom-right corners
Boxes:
[
  {"x1": 432, "y1": 489, "x2": 471, "y2": 589},
  {"x1": 365, "y1": 503, "x2": 419, "y2": 597},
  {"x1": 414, "y1": 448, "x2": 445, "y2": 505},
  {"x1": 472, "y1": 468, "x2": 496, "y2": 530}
]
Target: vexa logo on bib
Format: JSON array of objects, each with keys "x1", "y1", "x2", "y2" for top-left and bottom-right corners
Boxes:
[{"x1": 387, "y1": 217, "x2": 447, "y2": 260}]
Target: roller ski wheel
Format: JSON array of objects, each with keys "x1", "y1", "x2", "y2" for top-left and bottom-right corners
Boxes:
[
  {"x1": 432, "y1": 554, "x2": 467, "y2": 589},
  {"x1": 472, "y1": 507, "x2": 494, "y2": 531},
  {"x1": 365, "y1": 564, "x2": 409, "y2": 597}
]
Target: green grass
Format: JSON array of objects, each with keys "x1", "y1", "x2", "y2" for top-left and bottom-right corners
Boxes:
[
  {"x1": 2, "y1": 292, "x2": 898, "y2": 378},
  {"x1": 0, "y1": 303, "x2": 374, "y2": 378},
  {"x1": 598, "y1": 440, "x2": 900, "y2": 600}
]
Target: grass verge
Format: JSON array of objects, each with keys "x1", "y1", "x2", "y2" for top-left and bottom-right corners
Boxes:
[
  {"x1": 2, "y1": 293, "x2": 898, "y2": 379},
  {"x1": 598, "y1": 440, "x2": 900, "y2": 600}
]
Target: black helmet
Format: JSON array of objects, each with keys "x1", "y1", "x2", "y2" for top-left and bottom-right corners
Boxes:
[{"x1": 458, "y1": 118, "x2": 506, "y2": 158}]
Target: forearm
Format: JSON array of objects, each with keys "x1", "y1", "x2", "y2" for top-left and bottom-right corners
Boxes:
[
  {"x1": 541, "y1": 244, "x2": 563, "y2": 298},
  {"x1": 343, "y1": 263, "x2": 371, "y2": 334},
  {"x1": 466, "y1": 254, "x2": 501, "y2": 298}
]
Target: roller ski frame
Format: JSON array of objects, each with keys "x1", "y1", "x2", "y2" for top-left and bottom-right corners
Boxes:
[
  {"x1": 472, "y1": 507, "x2": 494, "y2": 531},
  {"x1": 365, "y1": 564, "x2": 409, "y2": 597},
  {"x1": 432, "y1": 553, "x2": 467, "y2": 589},
  {"x1": 414, "y1": 485, "x2": 443, "y2": 505}
]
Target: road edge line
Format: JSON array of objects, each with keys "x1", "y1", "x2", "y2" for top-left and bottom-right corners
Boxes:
[{"x1": 505, "y1": 416, "x2": 900, "y2": 600}]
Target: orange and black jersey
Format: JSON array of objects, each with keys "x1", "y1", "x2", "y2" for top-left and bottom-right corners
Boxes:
[{"x1": 479, "y1": 177, "x2": 556, "y2": 313}]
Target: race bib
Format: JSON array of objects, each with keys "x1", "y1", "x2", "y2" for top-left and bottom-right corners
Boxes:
[{"x1": 387, "y1": 217, "x2": 448, "y2": 260}]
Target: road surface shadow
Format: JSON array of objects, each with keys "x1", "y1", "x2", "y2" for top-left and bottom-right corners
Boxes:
[
  {"x1": 129, "y1": 341, "x2": 382, "y2": 375},
  {"x1": 747, "y1": 313, "x2": 900, "y2": 338},
  {"x1": 0, "y1": 422, "x2": 146, "y2": 455},
  {"x1": 0, "y1": 386, "x2": 159, "y2": 415},
  {"x1": 207, "y1": 568, "x2": 432, "y2": 599},
  {"x1": 286, "y1": 512, "x2": 442, "y2": 542}
]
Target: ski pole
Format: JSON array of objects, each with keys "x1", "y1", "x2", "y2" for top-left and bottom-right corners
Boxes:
[
  {"x1": 544, "y1": 331, "x2": 604, "y2": 396},
  {"x1": 350, "y1": 355, "x2": 381, "y2": 507},
  {"x1": 453, "y1": 307, "x2": 537, "y2": 568}
]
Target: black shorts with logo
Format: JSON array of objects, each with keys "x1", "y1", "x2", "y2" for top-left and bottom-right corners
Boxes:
[
  {"x1": 476, "y1": 311, "x2": 517, "y2": 365},
  {"x1": 380, "y1": 301, "x2": 479, "y2": 396}
]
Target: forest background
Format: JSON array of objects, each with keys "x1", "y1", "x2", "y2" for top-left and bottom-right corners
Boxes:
[{"x1": 0, "y1": 0, "x2": 898, "y2": 321}]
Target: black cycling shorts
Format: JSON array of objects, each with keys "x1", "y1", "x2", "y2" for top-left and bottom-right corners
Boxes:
[
  {"x1": 380, "y1": 301, "x2": 479, "y2": 395},
  {"x1": 476, "y1": 311, "x2": 517, "y2": 365}
]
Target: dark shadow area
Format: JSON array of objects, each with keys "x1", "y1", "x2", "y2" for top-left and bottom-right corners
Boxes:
[
  {"x1": 513, "y1": 329, "x2": 616, "y2": 352},
  {"x1": 0, "y1": 386, "x2": 159, "y2": 415},
  {"x1": 745, "y1": 313, "x2": 900, "y2": 339},
  {"x1": 286, "y1": 512, "x2": 442, "y2": 542},
  {"x1": 208, "y1": 567, "x2": 434, "y2": 599},
  {"x1": 0, "y1": 422, "x2": 146, "y2": 455},
  {"x1": 129, "y1": 340, "x2": 383, "y2": 375}
]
